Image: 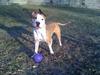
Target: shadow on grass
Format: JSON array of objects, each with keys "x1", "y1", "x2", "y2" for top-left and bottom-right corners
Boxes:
[
  {"x1": 0, "y1": 24, "x2": 99, "y2": 75},
  {"x1": 0, "y1": 23, "x2": 34, "y2": 57}
]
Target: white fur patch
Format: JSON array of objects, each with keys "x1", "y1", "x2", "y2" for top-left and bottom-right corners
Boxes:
[{"x1": 33, "y1": 28, "x2": 46, "y2": 41}]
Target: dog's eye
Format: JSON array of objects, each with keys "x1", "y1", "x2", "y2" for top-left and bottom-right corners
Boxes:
[
  {"x1": 34, "y1": 17, "x2": 37, "y2": 19},
  {"x1": 33, "y1": 17, "x2": 37, "y2": 19},
  {"x1": 41, "y1": 19, "x2": 44, "y2": 20}
]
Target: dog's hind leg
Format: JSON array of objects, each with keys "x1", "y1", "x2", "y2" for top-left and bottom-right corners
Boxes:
[
  {"x1": 47, "y1": 36, "x2": 54, "y2": 54},
  {"x1": 55, "y1": 27, "x2": 62, "y2": 46},
  {"x1": 48, "y1": 40, "x2": 54, "y2": 54},
  {"x1": 58, "y1": 38, "x2": 62, "y2": 46},
  {"x1": 57, "y1": 32, "x2": 62, "y2": 46}
]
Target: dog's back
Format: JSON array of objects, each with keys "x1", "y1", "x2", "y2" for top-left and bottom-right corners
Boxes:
[{"x1": 46, "y1": 22, "x2": 61, "y2": 36}]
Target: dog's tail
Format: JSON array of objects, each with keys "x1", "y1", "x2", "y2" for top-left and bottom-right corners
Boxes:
[{"x1": 58, "y1": 21, "x2": 71, "y2": 26}]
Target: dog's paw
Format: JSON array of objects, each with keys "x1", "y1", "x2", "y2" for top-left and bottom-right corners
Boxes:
[
  {"x1": 60, "y1": 43, "x2": 62, "y2": 46},
  {"x1": 50, "y1": 51, "x2": 54, "y2": 54},
  {"x1": 35, "y1": 52, "x2": 38, "y2": 54}
]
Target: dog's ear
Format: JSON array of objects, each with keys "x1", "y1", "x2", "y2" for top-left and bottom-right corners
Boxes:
[
  {"x1": 38, "y1": 9, "x2": 43, "y2": 14},
  {"x1": 38, "y1": 9, "x2": 46, "y2": 17},
  {"x1": 32, "y1": 11, "x2": 36, "y2": 16},
  {"x1": 32, "y1": 9, "x2": 37, "y2": 17}
]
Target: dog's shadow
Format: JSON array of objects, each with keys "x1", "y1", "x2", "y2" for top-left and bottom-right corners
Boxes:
[{"x1": 0, "y1": 23, "x2": 34, "y2": 57}]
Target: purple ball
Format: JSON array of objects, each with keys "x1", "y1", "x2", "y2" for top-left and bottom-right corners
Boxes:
[{"x1": 32, "y1": 53, "x2": 43, "y2": 63}]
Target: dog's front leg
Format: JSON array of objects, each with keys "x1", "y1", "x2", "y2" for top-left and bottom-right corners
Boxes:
[{"x1": 35, "y1": 41, "x2": 39, "y2": 54}]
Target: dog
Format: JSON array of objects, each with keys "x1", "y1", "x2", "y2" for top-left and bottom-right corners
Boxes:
[{"x1": 32, "y1": 9, "x2": 70, "y2": 54}]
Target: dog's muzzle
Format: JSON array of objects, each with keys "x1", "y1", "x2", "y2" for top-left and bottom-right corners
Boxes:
[{"x1": 36, "y1": 22, "x2": 40, "y2": 27}]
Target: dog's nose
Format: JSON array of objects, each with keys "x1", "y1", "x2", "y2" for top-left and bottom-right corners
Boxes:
[
  {"x1": 36, "y1": 22, "x2": 40, "y2": 25},
  {"x1": 36, "y1": 22, "x2": 40, "y2": 27}
]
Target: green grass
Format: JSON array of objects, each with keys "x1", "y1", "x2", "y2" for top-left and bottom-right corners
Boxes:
[{"x1": 0, "y1": 5, "x2": 100, "y2": 75}]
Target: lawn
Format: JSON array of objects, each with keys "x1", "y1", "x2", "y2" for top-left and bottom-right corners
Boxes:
[{"x1": 0, "y1": 4, "x2": 100, "y2": 75}]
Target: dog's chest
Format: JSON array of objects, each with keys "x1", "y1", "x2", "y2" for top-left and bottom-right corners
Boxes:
[{"x1": 34, "y1": 28, "x2": 46, "y2": 41}]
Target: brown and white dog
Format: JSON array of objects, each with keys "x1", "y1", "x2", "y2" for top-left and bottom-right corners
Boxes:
[{"x1": 32, "y1": 9, "x2": 70, "y2": 54}]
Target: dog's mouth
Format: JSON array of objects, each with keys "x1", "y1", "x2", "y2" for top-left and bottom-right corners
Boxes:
[
  {"x1": 35, "y1": 24, "x2": 40, "y2": 29},
  {"x1": 34, "y1": 22, "x2": 40, "y2": 29},
  {"x1": 33, "y1": 24, "x2": 40, "y2": 29},
  {"x1": 36, "y1": 24, "x2": 39, "y2": 27}
]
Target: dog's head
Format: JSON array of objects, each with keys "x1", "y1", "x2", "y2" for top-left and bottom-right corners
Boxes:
[{"x1": 32, "y1": 9, "x2": 46, "y2": 29}]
